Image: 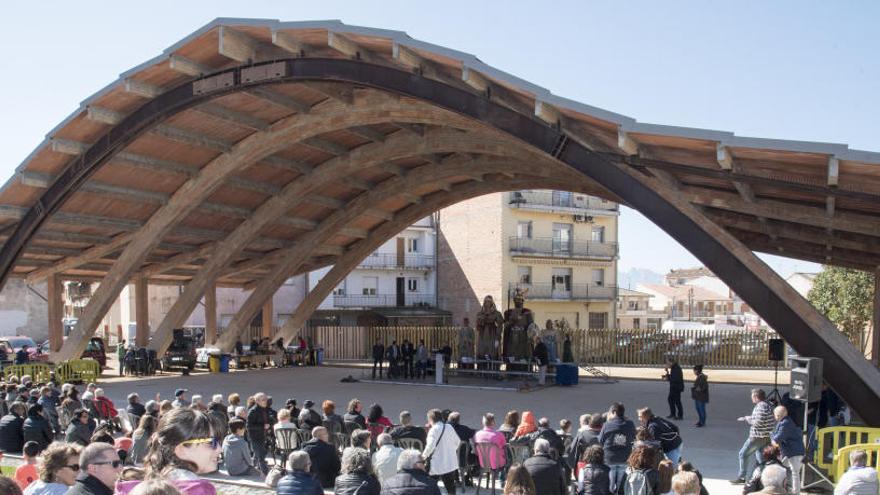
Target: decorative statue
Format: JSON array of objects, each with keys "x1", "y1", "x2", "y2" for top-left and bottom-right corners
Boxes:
[
  {"x1": 457, "y1": 317, "x2": 476, "y2": 364},
  {"x1": 475, "y1": 296, "x2": 504, "y2": 360},
  {"x1": 541, "y1": 319, "x2": 559, "y2": 363},
  {"x1": 503, "y1": 288, "x2": 537, "y2": 366}
]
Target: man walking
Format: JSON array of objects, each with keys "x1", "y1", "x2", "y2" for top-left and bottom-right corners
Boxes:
[
  {"x1": 663, "y1": 359, "x2": 684, "y2": 419},
  {"x1": 372, "y1": 338, "x2": 385, "y2": 379},
  {"x1": 731, "y1": 388, "x2": 776, "y2": 485}
]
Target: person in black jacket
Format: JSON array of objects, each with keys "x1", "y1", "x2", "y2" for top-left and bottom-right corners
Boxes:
[
  {"x1": 22, "y1": 403, "x2": 52, "y2": 452},
  {"x1": 598, "y1": 403, "x2": 636, "y2": 493},
  {"x1": 638, "y1": 407, "x2": 683, "y2": 464},
  {"x1": 247, "y1": 392, "x2": 271, "y2": 474},
  {"x1": 568, "y1": 414, "x2": 603, "y2": 469},
  {"x1": 522, "y1": 439, "x2": 567, "y2": 495},
  {"x1": 386, "y1": 340, "x2": 401, "y2": 379},
  {"x1": 577, "y1": 444, "x2": 611, "y2": 495},
  {"x1": 0, "y1": 402, "x2": 26, "y2": 453},
  {"x1": 663, "y1": 359, "x2": 684, "y2": 420},
  {"x1": 401, "y1": 339, "x2": 415, "y2": 379},
  {"x1": 380, "y1": 448, "x2": 441, "y2": 495},
  {"x1": 302, "y1": 426, "x2": 341, "y2": 488},
  {"x1": 533, "y1": 336, "x2": 550, "y2": 386},
  {"x1": 389, "y1": 410, "x2": 427, "y2": 445},
  {"x1": 372, "y1": 339, "x2": 385, "y2": 379},
  {"x1": 277, "y1": 451, "x2": 323, "y2": 495},
  {"x1": 67, "y1": 442, "x2": 122, "y2": 495},
  {"x1": 344, "y1": 398, "x2": 367, "y2": 429},
  {"x1": 335, "y1": 447, "x2": 381, "y2": 495}
]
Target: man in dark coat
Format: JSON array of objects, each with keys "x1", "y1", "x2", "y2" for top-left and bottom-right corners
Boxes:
[
  {"x1": 344, "y1": 399, "x2": 367, "y2": 429},
  {"x1": 247, "y1": 392, "x2": 271, "y2": 474},
  {"x1": 372, "y1": 339, "x2": 385, "y2": 379},
  {"x1": 386, "y1": 340, "x2": 401, "y2": 379},
  {"x1": 67, "y1": 443, "x2": 122, "y2": 495},
  {"x1": 568, "y1": 414, "x2": 602, "y2": 469},
  {"x1": 380, "y1": 448, "x2": 441, "y2": 495},
  {"x1": 401, "y1": 339, "x2": 415, "y2": 379},
  {"x1": 302, "y1": 426, "x2": 341, "y2": 488},
  {"x1": 522, "y1": 439, "x2": 567, "y2": 495},
  {"x1": 664, "y1": 359, "x2": 685, "y2": 419},
  {"x1": 22, "y1": 403, "x2": 53, "y2": 452},
  {"x1": 389, "y1": 410, "x2": 427, "y2": 445},
  {"x1": 0, "y1": 402, "x2": 26, "y2": 452},
  {"x1": 598, "y1": 402, "x2": 636, "y2": 492},
  {"x1": 276, "y1": 451, "x2": 323, "y2": 495}
]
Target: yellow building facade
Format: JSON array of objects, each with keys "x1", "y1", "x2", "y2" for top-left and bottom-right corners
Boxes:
[{"x1": 438, "y1": 190, "x2": 618, "y2": 329}]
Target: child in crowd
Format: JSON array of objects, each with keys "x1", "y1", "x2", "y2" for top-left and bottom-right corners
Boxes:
[
  {"x1": 14, "y1": 441, "x2": 40, "y2": 490},
  {"x1": 222, "y1": 419, "x2": 255, "y2": 476}
]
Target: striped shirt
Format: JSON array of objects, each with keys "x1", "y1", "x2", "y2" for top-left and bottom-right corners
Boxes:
[{"x1": 748, "y1": 400, "x2": 776, "y2": 438}]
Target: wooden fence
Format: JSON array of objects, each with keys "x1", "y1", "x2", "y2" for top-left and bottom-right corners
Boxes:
[{"x1": 299, "y1": 326, "x2": 783, "y2": 369}]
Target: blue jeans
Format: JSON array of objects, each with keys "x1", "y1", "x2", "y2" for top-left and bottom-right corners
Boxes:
[
  {"x1": 738, "y1": 437, "x2": 770, "y2": 479},
  {"x1": 608, "y1": 464, "x2": 627, "y2": 493},
  {"x1": 666, "y1": 446, "x2": 682, "y2": 464},
  {"x1": 694, "y1": 401, "x2": 707, "y2": 425}
]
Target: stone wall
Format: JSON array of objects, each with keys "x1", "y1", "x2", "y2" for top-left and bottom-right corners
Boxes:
[{"x1": 0, "y1": 278, "x2": 49, "y2": 341}]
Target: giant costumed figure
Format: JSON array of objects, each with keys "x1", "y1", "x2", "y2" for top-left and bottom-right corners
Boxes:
[
  {"x1": 503, "y1": 287, "x2": 537, "y2": 370},
  {"x1": 475, "y1": 295, "x2": 504, "y2": 361}
]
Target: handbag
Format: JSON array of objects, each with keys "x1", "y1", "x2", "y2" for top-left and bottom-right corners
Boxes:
[{"x1": 424, "y1": 422, "x2": 447, "y2": 473}]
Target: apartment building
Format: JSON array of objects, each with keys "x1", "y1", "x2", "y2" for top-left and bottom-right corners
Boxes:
[
  {"x1": 309, "y1": 215, "x2": 449, "y2": 326},
  {"x1": 438, "y1": 189, "x2": 619, "y2": 329},
  {"x1": 616, "y1": 288, "x2": 666, "y2": 329}
]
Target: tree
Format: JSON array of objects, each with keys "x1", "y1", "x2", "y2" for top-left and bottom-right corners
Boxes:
[{"x1": 807, "y1": 266, "x2": 875, "y2": 353}]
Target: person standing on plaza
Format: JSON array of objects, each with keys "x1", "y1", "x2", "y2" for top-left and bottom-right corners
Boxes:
[
  {"x1": 532, "y1": 336, "x2": 549, "y2": 386},
  {"x1": 416, "y1": 340, "x2": 429, "y2": 379},
  {"x1": 770, "y1": 406, "x2": 804, "y2": 494},
  {"x1": 402, "y1": 339, "x2": 415, "y2": 379},
  {"x1": 247, "y1": 392, "x2": 272, "y2": 475},
  {"x1": 663, "y1": 359, "x2": 684, "y2": 420},
  {"x1": 423, "y1": 408, "x2": 461, "y2": 495},
  {"x1": 117, "y1": 341, "x2": 127, "y2": 376},
  {"x1": 372, "y1": 339, "x2": 385, "y2": 380},
  {"x1": 690, "y1": 366, "x2": 708, "y2": 427},
  {"x1": 598, "y1": 403, "x2": 636, "y2": 493},
  {"x1": 386, "y1": 340, "x2": 401, "y2": 379},
  {"x1": 638, "y1": 408, "x2": 683, "y2": 464},
  {"x1": 731, "y1": 389, "x2": 776, "y2": 485}
]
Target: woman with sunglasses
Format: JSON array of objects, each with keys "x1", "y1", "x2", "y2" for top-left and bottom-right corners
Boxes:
[
  {"x1": 22, "y1": 442, "x2": 82, "y2": 495},
  {"x1": 116, "y1": 408, "x2": 220, "y2": 495}
]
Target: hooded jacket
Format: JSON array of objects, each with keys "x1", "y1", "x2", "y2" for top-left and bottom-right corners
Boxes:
[
  {"x1": 222, "y1": 433, "x2": 254, "y2": 476},
  {"x1": 598, "y1": 416, "x2": 636, "y2": 465}
]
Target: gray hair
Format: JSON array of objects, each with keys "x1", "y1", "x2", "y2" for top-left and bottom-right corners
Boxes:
[
  {"x1": 850, "y1": 449, "x2": 868, "y2": 468},
  {"x1": 377, "y1": 433, "x2": 394, "y2": 447},
  {"x1": 534, "y1": 438, "x2": 551, "y2": 455},
  {"x1": 94, "y1": 388, "x2": 105, "y2": 398},
  {"x1": 760, "y1": 464, "x2": 787, "y2": 489},
  {"x1": 538, "y1": 417, "x2": 550, "y2": 428},
  {"x1": 191, "y1": 395, "x2": 203, "y2": 405},
  {"x1": 397, "y1": 449, "x2": 424, "y2": 471},
  {"x1": 288, "y1": 451, "x2": 311, "y2": 471},
  {"x1": 579, "y1": 414, "x2": 590, "y2": 426},
  {"x1": 400, "y1": 410, "x2": 412, "y2": 425},
  {"x1": 341, "y1": 447, "x2": 373, "y2": 474},
  {"x1": 351, "y1": 429, "x2": 371, "y2": 448},
  {"x1": 212, "y1": 394, "x2": 224, "y2": 403},
  {"x1": 80, "y1": 442, "x2": 116, "y2": 470}
]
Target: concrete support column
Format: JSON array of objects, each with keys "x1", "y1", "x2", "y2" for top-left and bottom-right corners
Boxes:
[
  {"x1": 872, "y1": 272, "x2": 880, "y2": 366},
  {"x1": 262, "y1": 299, "x2": 273, "y2": 338},
  {"x1": 135, "y1": 277, "x2": 149, "y2": 347},
  {"x1": 47, "y1": 274, "x2": 64, "y2": 352},
  {"x1": 205, "y1": 284, "x2": 217, "y2": 345}
]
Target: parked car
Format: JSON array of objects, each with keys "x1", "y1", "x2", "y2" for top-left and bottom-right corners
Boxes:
[
  {"x1": 163, "y1": 329, "x2": 197, "y2": 370},
  {"x1": 0, "y1": 336, "x2": 46, "y2": 362},
  {"x1": 38, "y1": 336, "x2": 107, "y2": 367}
]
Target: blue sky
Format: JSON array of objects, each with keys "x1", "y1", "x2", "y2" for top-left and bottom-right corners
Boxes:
[{"x1": 1, "y1": 1, "x2": 877, "y2": 278}]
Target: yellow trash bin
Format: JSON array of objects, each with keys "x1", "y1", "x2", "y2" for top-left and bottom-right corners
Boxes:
[{"x1": 208, "y1": 354, "x2": 220, "y2": 373}]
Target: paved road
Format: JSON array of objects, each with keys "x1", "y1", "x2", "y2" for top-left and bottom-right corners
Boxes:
[{"x1": 98, "y1": 365, "x2": 783, "y2": 493}]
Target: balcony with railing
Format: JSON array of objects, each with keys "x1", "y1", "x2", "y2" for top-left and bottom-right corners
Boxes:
[
  {"x1": 508, "y1": 190, "x2": 618, "y2": 214},
  {"x1": 509, "y1": 283, "x2": 617, "y2": 301},
  {"x1": 356, "y1": 253, "x2": 435, "y2": 270},
  {"x1": 333, "y1": 292, "x2": 436, "y2": 308},
  {"x1": 509, "y1": 236, "x2": 617, "y2": 260}
]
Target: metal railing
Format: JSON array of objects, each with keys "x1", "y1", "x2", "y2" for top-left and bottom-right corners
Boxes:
[
  {"x1": 332, "y1": 293, "x2": 436, "y2": 308},
  {"x1": 357, "y1": 253, "x2": 435, "y2": 270},
  {"x1": 509, "y1": 283, "x2": 617, "y2": 301},
  {"x1": 509, "y1": 237, "x2": 617, "y2": 259},
  {"x1": 508, "y1": 191, "x2": 618, "y2": 212},
  {"x1": 305, "y1": 325, "x2": 783, "y2": 368}
]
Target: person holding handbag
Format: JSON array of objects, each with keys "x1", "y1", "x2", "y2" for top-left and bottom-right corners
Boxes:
[
  {"x1": 690, "y1": 366, "x2": 709, "y2": 428},
  {"x1": 422, "y1": 408, "x2": 461, "y2": 495}
]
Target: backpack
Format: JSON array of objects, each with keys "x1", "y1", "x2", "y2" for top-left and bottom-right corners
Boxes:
[{"x1": 623, "y1": 469, "x2": 654, "y2": 495}]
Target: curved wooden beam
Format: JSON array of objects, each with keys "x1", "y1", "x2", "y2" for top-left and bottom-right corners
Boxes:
[
  {"x1": 211, "y1": 159, "x2": 582, "y2": 352},
  {"x1": 56, "y1": 96, "x2": 473, "y2": 362},
  {"x1": 269, "y1": 176, "x2": 580, "y2": 348}
]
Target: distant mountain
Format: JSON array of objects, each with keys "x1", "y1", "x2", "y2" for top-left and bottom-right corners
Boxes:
[{"x1": 618, "y1": 267, "x2": 664, "y2": 290}]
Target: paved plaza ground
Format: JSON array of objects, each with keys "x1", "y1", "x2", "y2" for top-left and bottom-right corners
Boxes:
[{"x1": 94, "y1": 363, "x2": 798, "y2": 494}]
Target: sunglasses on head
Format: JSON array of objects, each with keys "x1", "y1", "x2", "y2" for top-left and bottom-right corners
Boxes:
[
  {"x1": 92, "y1": 460, "x2": 122, "y2": 468},
  {"x1": 181, "y1": 437, "x2": 221, "y2": 449}
]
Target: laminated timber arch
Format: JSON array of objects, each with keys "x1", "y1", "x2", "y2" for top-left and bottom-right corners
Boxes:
[{"x1": 0, "y1": 19, "x2": 878, "y2": 423}]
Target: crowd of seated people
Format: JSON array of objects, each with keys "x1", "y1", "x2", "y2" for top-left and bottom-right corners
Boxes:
[{"x1": 0, "y1": 371, "x2": 752, "y2": 495}]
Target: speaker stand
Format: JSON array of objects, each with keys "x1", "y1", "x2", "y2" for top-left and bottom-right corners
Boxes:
[
  {"x1": 768, "y1": 360, "x2": 782, "y2": 404},
  {"x1": 801, "y1": 404, "x2": 833, "y2": 492}
]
